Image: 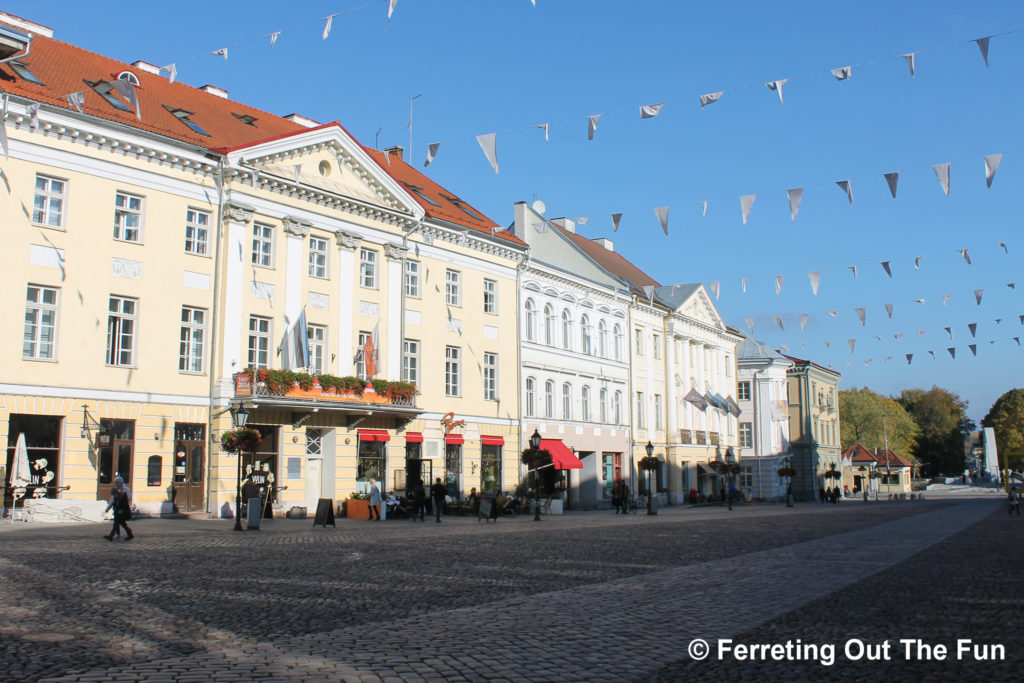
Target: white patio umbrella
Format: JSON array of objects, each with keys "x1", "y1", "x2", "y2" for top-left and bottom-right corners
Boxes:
[{"x1": 9, "y1": 433, "x2": 30, "y2": 523}]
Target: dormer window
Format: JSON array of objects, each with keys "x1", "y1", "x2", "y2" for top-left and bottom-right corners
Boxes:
[
  {"x1": 86, "y1": 80, "x2": 132, "y2": 113},
  {"x1": 8, "y1": 61, "x2": 42, "y2": 85},
  {"x1": 440, "y1": 193, "x2": 483, "y2": 221},
  {"x1": 163, "y1": 105, "x2": 210, "y2": 136},
  {"x1": 232, "y1": 112, "x2": 257, "y2": 126},
  {"x1": 401, "y1": 182, "x2": 441, "y2": 207},
  {"x1": 117, "y1": 71, "x2": 140, "y2": 86}
]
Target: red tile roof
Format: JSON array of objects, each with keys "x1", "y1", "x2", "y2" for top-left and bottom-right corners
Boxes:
[
  {"x1": 551, "y1": 225, "x2": 660, "y2": 291},
  {"x1": 781, "y1": 354, "x2": 842, "y2": 377},
  {"x1": 843, "y1": 443, "x2": 913, "y2": 468}
]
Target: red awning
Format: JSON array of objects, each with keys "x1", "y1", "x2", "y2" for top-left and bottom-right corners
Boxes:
[
  {"x1": 358, "y1": 429, "x2": 391, "y2": 442},
  {"x1": 539, "y1": 439, "x2": 583, "y2": 470},
  {"x1": 445, "y1": 434, "x2": 464, "y2": 445},
  {"x1": 481, "y1": 435, "x2": 505, "y2": 446},
  {"x1": 404, "y1": 432, "x2": 424, "y2": 443}
]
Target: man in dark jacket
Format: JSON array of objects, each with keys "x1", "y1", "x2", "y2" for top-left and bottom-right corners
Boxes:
[
  {"x1": 411, "y1": 479, "x2": 426, "y2": 521},
  {"x1": 430, "y1": 477, "x2": 447, "y2": 523}
]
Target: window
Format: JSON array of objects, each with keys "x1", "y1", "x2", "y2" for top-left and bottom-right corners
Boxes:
[
  {"x1": 481, "y1": 444, "x2": 502, "y2": 493},
  {"x1": 402, "y1": 339, "x2": 419, "y2": 384},
  {"x1": 581, "y1": 386, "x2": 591, "y2": 422},
  {"x1": 544, "y1": 381, "x2": 555, "y2": 418},
  {"x1": 359, "y1": 248, "x2": 377, "y2": 288},
  {"x1": 561, "y1": 310, "x2": 572, "y2": 350},
  {"x1": 580, "y1": 315, "x2": 592, "y2": 355},
  {"x1": 613, "y1": 324, "x2": 624, "y2": 361},
  {"x1": 184, "y1": 209, "x2": 209, "y2": 255},
  {"x1": 23, "y1": 285, "x2": 59, "y2": 360},
  {"x1": 308, "y1": 237, "x2": 328, "y2": 279},
  {"x1": 524, "y1": 299, "x2": 536, "y2": 342},
  {"x1": 636, "y1": 391, "x2": 645, "y2": 428},
  {"x1": 738, "y1": 381, "x2": 751, "y2": 401},
  {"x1": 445, "y1": 346, "x2": 461, "y2": 396},
  {"x1": 440, "y1": 193, "x2": 484, "y2": 221},
  {"x1": 446, "y1": 269, "x2": 461, "y2": 306},
  {"x1": 247, "y1": 316, "x2": 271, "y2": 369},
  {"x1": 725, "y1": 355, "x2": 732, "y2": 377},
  {"x1": 163, "y1": 106, "x2": 210, "y2": 136},
  {"x1": 483, "y1": 352, "x2": 498, "y2": 400},
  {"x1": 543, "y1": 304, "x2": 555, "y2": 345},
  {"x1": 232, "y1": 112, "x2": 258, "y2": 126},
  {"x1": 654, "y1": 394, "x2": 663, "y2": 429},
  {"x1": 483, "y1": 279, "x2": 497, "y2": 314},
  {"x1": 87, "y1": 80, "x2": 133, "y2": 113},
  {"x1": 405, "y1": 261, "x2": 420, "y2": 297},
  {"x1": 562, "y1": 383, "x2": 572, "y2": 420},
  {"x1": 307, "y1": 324, "x2": 326, "y2": 375},
  {"x1": 179, "y1": 306, "x2": 205, "y2": 373},
  {"x1": 113, "y1": 192, "x2": 143, "y2": 242},
  {"x1": 599, "y1": 388, "x2": 608, "y2": 423},
  {"x1": 525, "y1": 377, "x2": 536, "y2": 417},
  {"x1": 106, "y1": 296, "x2": 137, "y2": 367},
  {"x1": 635, "y1": 328, "x2": 644, "y2": 356},
  {"x1": 117, "y1": 71, "x2": 140, "y2": 86},
  {"x1": 598, "y1": 320, "x2": 608, "y2": 357},
  {"x1": 614, "y1": 391, "x2": 623, "y2": 424},
  {"x1": 33, "y1": 175, "x2": 66, "y2": 228},
  {"x1": 252, "y1": 223, "x2": 274, "y2": 267},
  {"x1": 9, "y1": 61, "x2": 43, "y2": 85},
  {"x1": 356, "y1": 331, "x2": 370, "y2": 379},
  {"x1": 401, "y1": 182, "x2": 442, "y2": 208},
  {"x1": 653, "y1": 334, "x2": 661, "y2": 360},
  {"x1": 739, "y1": 423, "x2": 753, "y2": 448}
]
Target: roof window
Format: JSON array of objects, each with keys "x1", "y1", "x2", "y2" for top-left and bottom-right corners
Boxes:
[
  {"x1": 440, "y1": 193, "x2": 483, "y2": 221},
  {"x1": 163, "y1": 105, "x2": 210, "y2": 136},
  {"x1": 86, "y1": 80, "x2": 132, "y2": 113},
  {"x1": 401, "y1": 182, "x2": 441, "y2": 208},
  {"x1": 232, "y1": 112, "x2": 258, "y2": 126},
  {"x1": 8, "y1": 60, "x2": 42, "y2": 85},
  {"x1": 117, "y1": 71, "x2": 140, "y2": 86}
]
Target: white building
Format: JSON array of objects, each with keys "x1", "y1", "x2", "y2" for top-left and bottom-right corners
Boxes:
[{"x1": 735, "y1": 335, "x2": 793, "y2": 500}]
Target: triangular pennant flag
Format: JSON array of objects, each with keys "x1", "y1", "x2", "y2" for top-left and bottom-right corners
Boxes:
[
  {"x1": 780, "y1": 344, "x2": 790, "y2": 352},
  {"x1": 999, "y1": 241, "x2": 1008, "y2": 253},
  {"x1": 709, "y1": 281, "x2": 720, "y2": 300},
  {"x1": 268, "y1": 31, "x2": 281, "y2": 47},
  {"x1": 984, "y1": 153, "x2": 1002, "y2": 188},
  {"x1": 948, "y1": 347, "x2": 956, "y2": 359},
  {"x1": 968, "y1": 323, "x2": 977, "y2": 337},
  {"x1": 974, "y1": 289, "x2": 984, "y2": 305},
  {"x1": 865, "y1": 359, "x2": 872, "y2": 366},
  {"x1": 884, "y1": 171, "x2": 899, "y2": 199},
  {"x1": 66, "y1": 91, "x2": 84, "y2": 113},
  {"x1": 933, "y1": 163, "x2": 950, "y2": 196},
  {"x1": 611, "y1": 213, "x2": 622, "y2": 232},
  {"x1": 388, "y1": 0, "x2": 399, "y2": 20},
  {"x1": 163, "y1": 63, "x2": 177, "y2": 84},
  {"x1": 775, "y1": 316, "x2": 785, "y2": 331},
  {"x1": 1014, "y1": 337, "x2": 1021, "y2": 346},
  {"x1": 654, "y1": 206, "x2": 670, "y2": 235},
  {"x1": 903, "y1": 52, "x2": 916, "y2": 77},
  {"x1": 699, "y1": 91, "x2": 723, "y2": 108},
  {"x1": 958, "y1": 248, "x2": 971, "y2": 265},
  {"x1": 787, "y1": 187, "x2": 803, "y2": 220},
  {"x1": 740, "y1": 194, "x2": 755, "y2": 224},
  {"x1": 799, "y1": 313, "x2": 808, "y2": 331},
  {"x1": 906, "y1": 353, "x2": 913, "y2": 364},
  {"x1": 836, "y1": 179, "x2": 853, "y2": 205},
  {"x1": 942, "y1": 294, "x2": 955, "y2": 305},
  {"x1": 741, "y1": 278, "x2": 749, "y2": 293},
  {"x1": 476, "y1": 133, "x2": 499, "y2": 173},
  {"x1": 536, "y1": 123, "x2": 549, "y2": 142},
  {"x1": 587, "y1": 114, "x2": 601, "y2": 140},
  {"x1": 639, "y1": 103, "x2": 665, "y2": 119},
  {"x1": 874, "y1": 335, "x2": 882, "y2": 341},
  {"x1": 700, "y1": 201, "x2": 708, "y2": 216},
  {"x1": 885, "y1": 303, "x2": 894, "y2": 319},
  {"x1": 881, "y1": 261, "x2": 892, "y2": 278},
  {"x1": 211, "y1": 47, "x2": 228, "y2": 60},
  {"x1": 914, "y1": 255, "x2": 924, "y2": 270},
  {"x1": 827, "y1": 310, "x2": 838, "y2": 317},
  {"x1": 27, "y1": 102, "x2": 40, "y2": 130},
  {"x1": 996, "y1": 319, "x2": 1002, "y2": 324},
  {"x1": 825, "y1": 340, "x2": 832, "y2": 347},
  {"x1": 322, "y1": 14, "x2": 334, "y2": 39},
  {"x1": 809, "y1": 270, "x2": 821, "y2": 295},
  {"x1": 848, "y1": 339, "x2": 856, "y2": 353},
  {"x1": 775, "y1": 275, "x2": 784, "y2": 295},
  {"x1": 292, "y1": 164, "x2": 302, "y2": 181},
  {"x1": 885, "y1": 356, "x2": 892, "y2": 363},
  {"x1": 945, "y1": 326, "x2": 953, "y2": 339},
  {"x1": 642, "y1": 286, "x2": 654, "y2": 305},
  {"x1": 765, "y1": 79, "x2": 788, "y2": 104},
  {"x1": 975, "y1": 36, "x2": 990, "y2": 67},
  {"x1": 576, "y1": 217, "x2": 588, "y2": 226},
  {"x1": 895, "y1": 333, "x2": 904, "y2": 340},
  {"x1": 929, "y1": 350, "x2": 935, "y2": 359},
  {"x1": 848, "y1": 265, "x2": 858, "y2": 279},
  {"x1": 1009, "y1": 283, "x2": 1016, "y2": 290},
  {"x1": 109, "y1": 79, "x2": 141, "y2": 120},
  {"x1": 745, "y1": 317, "x2": 755, "y2": 333},
  {"x1": 969, "y1": 344, "x2": 977, "y2": 356},
  {"x1": 855, "y1": 307, "x2": 866, "y2": 326},
  {"x1": 423, "y1": 142, "x2": 440, "y2": 168},
  {"x1": 915, "y1": 298, "x2": 926, "y2": 304},
  {"x1": 1020, "y1": 315, "x2": 1024, "y2": 325},
  {"x1": 831, "y1": 66, "x2": 852, "y2": 81}
]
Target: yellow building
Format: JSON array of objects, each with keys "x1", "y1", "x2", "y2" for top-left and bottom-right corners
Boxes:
[
  {"x1": 783, "y1": 355, "x2": 842, "y2": 501},
  {"x1": 0, "y1": 15, "x2": 525, "y2": 518}
]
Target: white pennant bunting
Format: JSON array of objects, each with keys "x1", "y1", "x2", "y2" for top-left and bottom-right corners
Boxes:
[
  {"x1": 654, "y1": 206, "x2": 670, "y2": 236},
  {"x1": 109, "y1": 79, "x2": 141, "y2": 120},
  {"x1": 775, "y1": 274, "x2": 784, "y2": 295},
  {"x1": 914, "y1": 255, "x2": 924, "y2": 270},
  {"x1": 974, "y1": 289, "x2": 984, "y2": 305},
  {"x1": 809, "y1": 270, "x2": 821, "y2": 296},
  {"x1": 611, "y1": 213, "x2": 622, "y2": 232},
  {"x1": 855, "y1": 307, "x2": 866, "y2": 326},
  {"x1": 643, "y1": 286, "x2": 655, "y2": 305},
  {"x1": 163, "y1": 63, "x2": 177, "y2": 84},
  {"x1": 826, "y1": 340, "x2": 832, "y2": 347},
  {"x1": 746, "y1": 317, "x2": 755, "y2": 333},
  {"x1": 269, "y1": 32, "x2": 281, "y2": 47},
  {"x1": 423, "y1": 142, "x2": 440, "y2": 168},
  {"x1": 587, "y1": 114, "x2": 601, "y2": 140},
  {"x1": 948, "y1": 347, "x2": 956, "y2": 359},
  {"x1": 741, "y1": 278, "x2": 749, "y2": 293},
  {"x1": 881, "y1": 261, "x2": 892, "y2": 278},
  {"x1": 865, "y1": 359, "x2": 872, "y2": 367},
  {"x1": 765, "y1": 79, "x2": 788, "y2": 104},
  {"x1": 929, "y1": 350, "x2": 935, "y2": 359},
  {"x1": 969, "y1": 344, "x2": 977, "y2": 356},
  {"x1": 915, "y1": 298, "x2": 926, "y2": 304},
  {"x1": 740, "y1": 194, "x2": 755, "y2": 224},
  {"x1": 775, "y1": 316, "x2": 785, "y2": 331},
  {"x1": 66, "y1": 91, "x2": 85, "y2": 113},
  {"x1": 943, "y1": 295, "x2": 954, "y2": 306},
  {"x1": 827, "y1": 310, "x2": 838, "y2": 317},
  {"x1": 885, "y1": 303, "x2": 894, "y2": 319},
  {"x1": 831, "y1": 66, "x2": 852, "y2": 81},
  {"x1": 700, "y1": 201, "x2": 708, "y2": 216},
  {"x1": 576, "y1": 217, "x2": 588, "y2": 226},
  {"x1": 906, "y1": 353, "x2": 913, "y2": 365},
  {"x1": 787, "y1": 187, "x2": 803, "y2": 220},
  {"x1": 709, "y1": 281, "x2": 720, "y2": 300},
  {"x1": 945, "y1": 326, "x2": 953, "y2": 339},
  {"x1": 903, "y1": 52, "x2": 916, "y2": 77},
  {"x1": 700, "y1": 91, "x2": 723, "y2": 108},
  {"x1": 884, "y1": 171, "x2": 899, "y2": 199},
  {"x1": 476, "y1": 133, "x2": 499, "y2": 173},
  {"x1": 322, "y1": 15, "x2": 334, "y2": 40},
  {"x1": 388, "y1": 0, "x2": 399, "y2": 20},
  {"x1": 536, "y1": 123, "x2": 549, "y2": 142},
  {"x1": 975, "y1": 36, "x2": 991, "y2": 67},
  {"x1": 780, "y1": 344, "x2": 790, "y2": 352},
  {"x1": 848, "y1": 339, "x2": 856, "y2": 353},
  {"x1": 836, "y1": 179, "x2": 853, "y2": 205},
  {"x1": 933, "y1": 162, "x2": 950, "y2": 196},
  {"x1": 984, "y1": 153, "x2": 1002, "y2": 188},
  {"x1": 958, "y1": 248, "x2": 971, "y2": 265},
  {"x1": 1014, "y1": 337, "x2": 1021, "y2": 346},
  {"x1": 999, "y1": 241, "x2": 1008, "y2": 253},
  {"x1": 639, "y1": 103, "x2": 665, "y2": 119},
  {"x1": 799, "y1": 313, "x2": 808, "y2": 331},
  {"x1": 211, "y1": 47, "x2": 228, "y2": 60},
  {"x1": 27, "y1": 102, "x2": 40, "y2": 130},
  {"x1": 968, "y1": 323, "x2": 977, "y2": 337},
  {"x1": 848, "y1": 265, "x2": 858, "y2": 279}
]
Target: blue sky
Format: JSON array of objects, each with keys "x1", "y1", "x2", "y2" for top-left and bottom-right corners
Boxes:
[{"x1": 12, "y1": 0, "x2": 1024, "y2": 423}]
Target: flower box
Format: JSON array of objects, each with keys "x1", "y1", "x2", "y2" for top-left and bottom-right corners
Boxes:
[{"x1": 344, "y1": 499, "x2": 370, "y2": 519}]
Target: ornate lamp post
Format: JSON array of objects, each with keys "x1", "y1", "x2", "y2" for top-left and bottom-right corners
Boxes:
[
  {"x1": 725, "y1": 447, "x2": 738, "y2": 511},
  {"x1": 639, "y1": 441, "x2": 658, "y2": 516},
  {"x1": 778, "y1": 455, "x2": 795, "y2": 508},
  {"x1": 521, "y1": 429, "x2": 552, "y2": 522},
  {"x1": 228, "y1": 405, "x2": 250, "y2": 532},
  {"x1": 858, "y1": 465, "x2": 869, "y2": 502}
]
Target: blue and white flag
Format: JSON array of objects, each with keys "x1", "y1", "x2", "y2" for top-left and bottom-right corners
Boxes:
[{"x1": 281, "y1": 309, "x2": 310, "y2": 370}]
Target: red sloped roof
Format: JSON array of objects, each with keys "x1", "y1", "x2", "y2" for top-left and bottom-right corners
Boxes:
[
  {"x1": 551, "y1": 224, "x2": 659, "y2": 291},
  {"x1": 843, "y1": 443, "x2": 912, "y2": 467}
]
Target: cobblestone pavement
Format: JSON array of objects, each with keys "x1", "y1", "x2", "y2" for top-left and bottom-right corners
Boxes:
[{"x1": 0, "y1": 498, "x2": 1006, "y2": 681}]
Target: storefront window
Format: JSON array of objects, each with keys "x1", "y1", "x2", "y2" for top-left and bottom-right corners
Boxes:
[
  {"x1": 445, "y1": 443, "x2": 461, "y2": 498},
  {"x1": 358, "y1": 440, "x2": 385, "y2": 483},
  {"x1": 5, "y1": 414, "x2": 62, "y2": 506},
  {"x1": 480, "y1": 445, "x2": 501, "y2": 493}
]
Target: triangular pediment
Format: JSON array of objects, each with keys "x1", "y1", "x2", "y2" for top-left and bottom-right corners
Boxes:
[
  {"x1": 224, "y1": 125, "x2": 424, "y2": 221},
  {"x1": 676, "y1": 286, "x2": 725, "y2": 329}
]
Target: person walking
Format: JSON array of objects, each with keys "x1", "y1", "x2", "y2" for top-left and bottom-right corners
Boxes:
[
  {"x1": 368, "y1": 479, "x2": 381, "y2": 520},
  {"x1": 431, "y1": 477, "x2": 447, "y2": 523},
  {"x1": 103, "y1": 476, "x2": 133, "y2": 541},
  {"x1": 612, "y1": 481, "x2": 622, "y2": 514},
  {"x1": 411, "y1": 479, "x2": 426, "y2": 521}
]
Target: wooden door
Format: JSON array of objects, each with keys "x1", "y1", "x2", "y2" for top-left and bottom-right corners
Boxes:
[{"x1": 172, "y1": 423, "x2": 205, "y2": 511}]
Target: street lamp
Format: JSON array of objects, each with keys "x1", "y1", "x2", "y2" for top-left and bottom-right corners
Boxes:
[
  {"x1": 230, "y1": 404, "x2": 250, "y2": 532},
  {"x1": 725, "y1": 447, "x2": 737, "y2": 511},
  {"x1": 858, "y1": 465, "x2": 869, "y2": 502},
  {"x1": 529, "y1": 429, "x2": 543, "y2": 522},
  {"x1": 645, "y1": 441, "x2": 657, "y2": 516},
  {"x1": 781, "y1": 455, "x2": 794, "y2": 508}
]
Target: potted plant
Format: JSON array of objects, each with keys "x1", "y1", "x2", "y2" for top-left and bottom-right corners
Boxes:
[
  {"x1": 338, "y1": 376, "x2": 366, "y2": 396},
  {"x1": 344, "y1": 490, "x2": 370, "y2": 519},
  {"x1": 220, "y1": 427, "x2": 262, "y2": 455}
]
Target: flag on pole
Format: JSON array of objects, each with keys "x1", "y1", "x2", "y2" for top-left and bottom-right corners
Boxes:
[
  {"x1": 281, "y1": 309, "x2": 311, "y2": 370},
  {"x1": 364, "y1": 322, "x2": 380, "y2": 377}
]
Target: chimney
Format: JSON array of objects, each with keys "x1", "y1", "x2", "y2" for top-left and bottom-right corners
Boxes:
[
  {"x1": 283, "y1": 113, "x2": 320, "y2": 128},
  {"x1": 132, "y1": 60, "x2": 162, "y2": 76},
  {"x1": 384, "y1": 145, "x2": 404, "y2": 161},
  {"x1": 551, "y1": 217, "x2": 575, "y2": 234},
  {"x1": 594, "y1": 238, "x2": 614, "y2": 252},
  {"x1": 200, "y1": 84, "x2": 229, "y2": 99}
]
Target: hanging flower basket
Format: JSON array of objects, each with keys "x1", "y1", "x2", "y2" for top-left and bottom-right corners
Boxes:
[
  {"x1": 521, "y1": 448, "x2": 552, "y2": 470},
  {"x1": 639, "y1": 456, "x2": 660, "y2": 472},
  {"x1": 777, "y1": 466, "x2": 797, "y2": 478},
  {"x1": 824, "y1": 470, "x2": 842, "y2": 480},
  {"x1": 220, "y1": 427, "x2": 262, "y2": 454}
]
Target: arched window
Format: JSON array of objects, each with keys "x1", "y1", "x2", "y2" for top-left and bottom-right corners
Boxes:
[
  {"x1": 613, "y1": 324, "x2": 624, "y2": 361},
  {"x1": 544, "y1": 380, "x2": 555, "y2": 418},
  {"x1": 599, "y1": 388, "x2": 608, "y2": 423},
  {"x1": 524, "y1": 299, "x2": 536, "y2": 342},
  {"x1": 613, "y1": 391, "x2": 623, "y2": 424},
  {"x1": 580, "y1": 315, "x2": 592, "y2": 355},
  {"x1": 581, "y1": 386, "x2": 591, "y2": 422},
  {"x1": 543, "y1": 303, "x2": 555, "y2": 345},
  {"x1": 561, "y1": 309, "x2": 572, "y2": 350},
  {"x1": 598, "y1": 320, "x2": 608, "y2": 357},
  {"x1": 525, "y1": 377, "x2": 536, "y2": 417},
  {"x1": 562, "y1": 383, "x2": 572, "y2": 420}
]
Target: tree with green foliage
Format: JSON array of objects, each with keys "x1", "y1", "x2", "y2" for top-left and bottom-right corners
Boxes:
[
  {"x1": 898, "y1": 386, "x2": 975, "y2": 476},
  {"x1": 982, "y1": 388, "x2": 1024, "y2": 470},
  {"x1": 839, "y1": 387, "x2": 919, "y2": 456}
]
